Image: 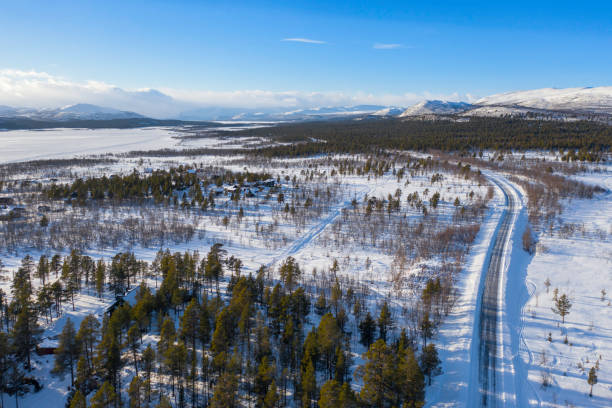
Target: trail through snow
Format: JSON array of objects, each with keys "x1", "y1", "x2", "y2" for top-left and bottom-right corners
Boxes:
[{"x1": 267, "y1": 184, "x2": 371, "y2": 269}]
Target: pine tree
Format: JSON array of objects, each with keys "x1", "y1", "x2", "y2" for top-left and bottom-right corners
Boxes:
[
  {"x1": 95, "y1": 332, "x2": 122, "y2": 394},
  {"x1": 301, "y1": 360, "x2": 317, "y2": 408},
  {"x1": 156, "y1": 395, "x2": 172, "y2": 408},
  {"x1": 318, "y1": 379, "x2": 341, "y2": 408},
  {"x1": 552, "y1": 293, "x2": 572, "y2": 323},
  {"x1": 279, "y1": 257, "x2": 301, "y2": 294},
  {"x1": 263, "y1": 380, "x2": 279, "y2": 408},
  {"x1": 69, "y1": 389, "x2": 87, "y2": 408},
  {"x1": 127, "y1": 323, "x2": 140, "y2": 377},
  {"x1": 338, "y1": 382, "x2": 357, "y2": 407},
  {"x1": 91, "y1": 381, "x2": 116, "y2": 408},
  {"x1": 180, "y1": 298, "x2": 200, "y2": 354},
  {"x1": 357, "y1": 338, "x2": 424, "y2": 407},
  {"x1": 128, "y1": 375, "x2": 144, "y2": 408},
  {"x1": 358, "y1": 312, "x2": 376, "y2": 349},
  {"x1": 358, "y1": 339, "x2": 394, "y2": 406},
  {"x1": 419, "y1": 343, "x2": 442, "y2": 385},
  {"x1": 588, "y1": 366, "x2": 597, "y2": 397},
  {"x1": 318, "y1": 313, "x2": 342, "y2": 380},
  {"x1": 398, "y1": 343, "x2": 425, "y2": 407},
  {"x1": 165, "y1": 341, "x2": 187, "y2": 401},
  {"x1": 37, "y1": 255, "x2": 49, "y2": 286},
  {"x1": 377, "y1": 302, "x2": 393, "y2": 342},
  {"x1": 95, "y1": 260, "x2": 106, "y2": 298},
  {"x1": 12, "y1": 303, "x2": 42, "y2": 369},
  {"x1": 77, "y1": 314, "x2": 100, "y2": 373},
  {"x1": 7, "y1": 360, "x2": 26, "y2": 408},
  {"x1": 210, "y1": 372, "x2": 238, "y2": 408},
  {"x1": 334, "y1": 346, "x2": 347, "y2": 383},
  {"x1": 75, "y1": 355, "x2": 91, "y2": 393},
  {"x1": 62, "y1": 258, "x2": 80, "y2": 311},
  {"x1": 420, "y1": 311, "x2": 434, "y2": 347},
  {"x1": 53, "y1": 318, "x2": 80, "y2": 386},
  {"x1": 315, "y1": 293, "x2": 328, "y2": 316},
  {"x1": 254, "y1": 356, "x2": 276, "y2": 406},
  {"x1": 141, "y1": 345, "x2": 155, "y2": 404},
  {"x1": 12, "y1": 264, "x2": 33, "y2": 307},
  {"x1": 0, "y1": 332, "x2": 10, "y2": 408},
  {"x1": 199, "y1": 296, "x2": 211, "y2": 346},
  {"x1": 158, "y1": 316, "x2": 176, "y2": 363},
  {"x1": 205, "y1": 244, "x2": 224, "y2": 295}
]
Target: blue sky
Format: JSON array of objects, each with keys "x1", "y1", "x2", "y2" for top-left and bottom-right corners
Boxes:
[{"x1": 1, "y1": 0, "x2": 611, "y2": 112}]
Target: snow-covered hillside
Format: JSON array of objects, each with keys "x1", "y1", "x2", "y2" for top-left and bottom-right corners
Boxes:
[
  {"x1": 399, "y1": 100, "x2": 472, "y2": 117},
  {"x1": 477, "y1": 87, "x2": 612, "y2": 114}
]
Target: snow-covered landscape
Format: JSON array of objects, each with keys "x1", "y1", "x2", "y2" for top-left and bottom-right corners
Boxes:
[
  {"x1": 2, "y1": 2, "x2": 612, "y2": 406},
  {"x1": 0, "y1": 122, "x2": 609, "y2": 407}
]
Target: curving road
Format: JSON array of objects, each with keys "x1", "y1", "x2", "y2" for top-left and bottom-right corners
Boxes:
[{"x1": 479, "y1": 179, "x2": 515, "y2": 407}]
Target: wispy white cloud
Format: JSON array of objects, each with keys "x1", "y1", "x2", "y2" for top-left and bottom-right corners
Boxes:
[
  {"x1": 282, "y1": 38, "x2": 326, "y2": 44},
  {"x1": 373, "y1": 43, "x2": 404, "y2": 49},
  {"x1": 0, "y1": 69, "x2": 474, "y2": 118}
]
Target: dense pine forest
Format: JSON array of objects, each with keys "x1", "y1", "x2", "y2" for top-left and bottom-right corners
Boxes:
[
  {"x1": 0, "y1": 249, "x2": 442, "y2": 408},
  {"x1": 241, "y1": 117, "x2": 612, "y2": 158}
]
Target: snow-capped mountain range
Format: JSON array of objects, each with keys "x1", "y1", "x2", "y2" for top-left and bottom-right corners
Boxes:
[
  {"x1": 2, "y1": 87, "x2": 612, "y2": 124},
  {"x1": 0, "y1": 103, "x2": 144, "y2": 121},
  {"x1": 396, "y1": 87, "x2": 612, "y2": 120}
]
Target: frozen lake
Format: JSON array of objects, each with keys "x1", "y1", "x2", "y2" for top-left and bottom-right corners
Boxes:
[
  {"x1": 0, "y1": 125, "x2": 269, "y2": 164},
  {"x1": 0, "y1": 127, "x2": 183, "y2": 163}
]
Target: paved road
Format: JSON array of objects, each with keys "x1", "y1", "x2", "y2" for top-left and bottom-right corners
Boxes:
[{"x1": 479, "y1": 180, "x2": 515, "y2": 407}]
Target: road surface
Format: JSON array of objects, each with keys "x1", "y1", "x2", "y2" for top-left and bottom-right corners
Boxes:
[{"x1": 479, "y1": 179, "x2": 515, "y2": 406}]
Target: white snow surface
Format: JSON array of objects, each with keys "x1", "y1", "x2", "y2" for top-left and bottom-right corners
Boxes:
[{"x1": 516, "y1": 171, "x2": 612, "y2": 407}]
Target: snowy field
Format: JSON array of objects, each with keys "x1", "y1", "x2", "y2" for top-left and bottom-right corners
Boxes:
[{"x1": 518, "y1": 169, "x2": 612, "y2": 407}]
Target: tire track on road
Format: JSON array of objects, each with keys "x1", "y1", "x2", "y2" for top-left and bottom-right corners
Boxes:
[{"x1": 479, "y1": 178, "x2": 515, "y2": 407}]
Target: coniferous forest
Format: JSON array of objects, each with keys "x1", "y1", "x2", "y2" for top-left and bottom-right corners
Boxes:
[{"x1": 0, "y1": 249, "x2": 441, "y2": 408}]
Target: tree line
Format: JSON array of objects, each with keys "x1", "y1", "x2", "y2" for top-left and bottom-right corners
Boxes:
[{"x1": 234, "y1": 117, "x2": 611, "y2": 157}]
